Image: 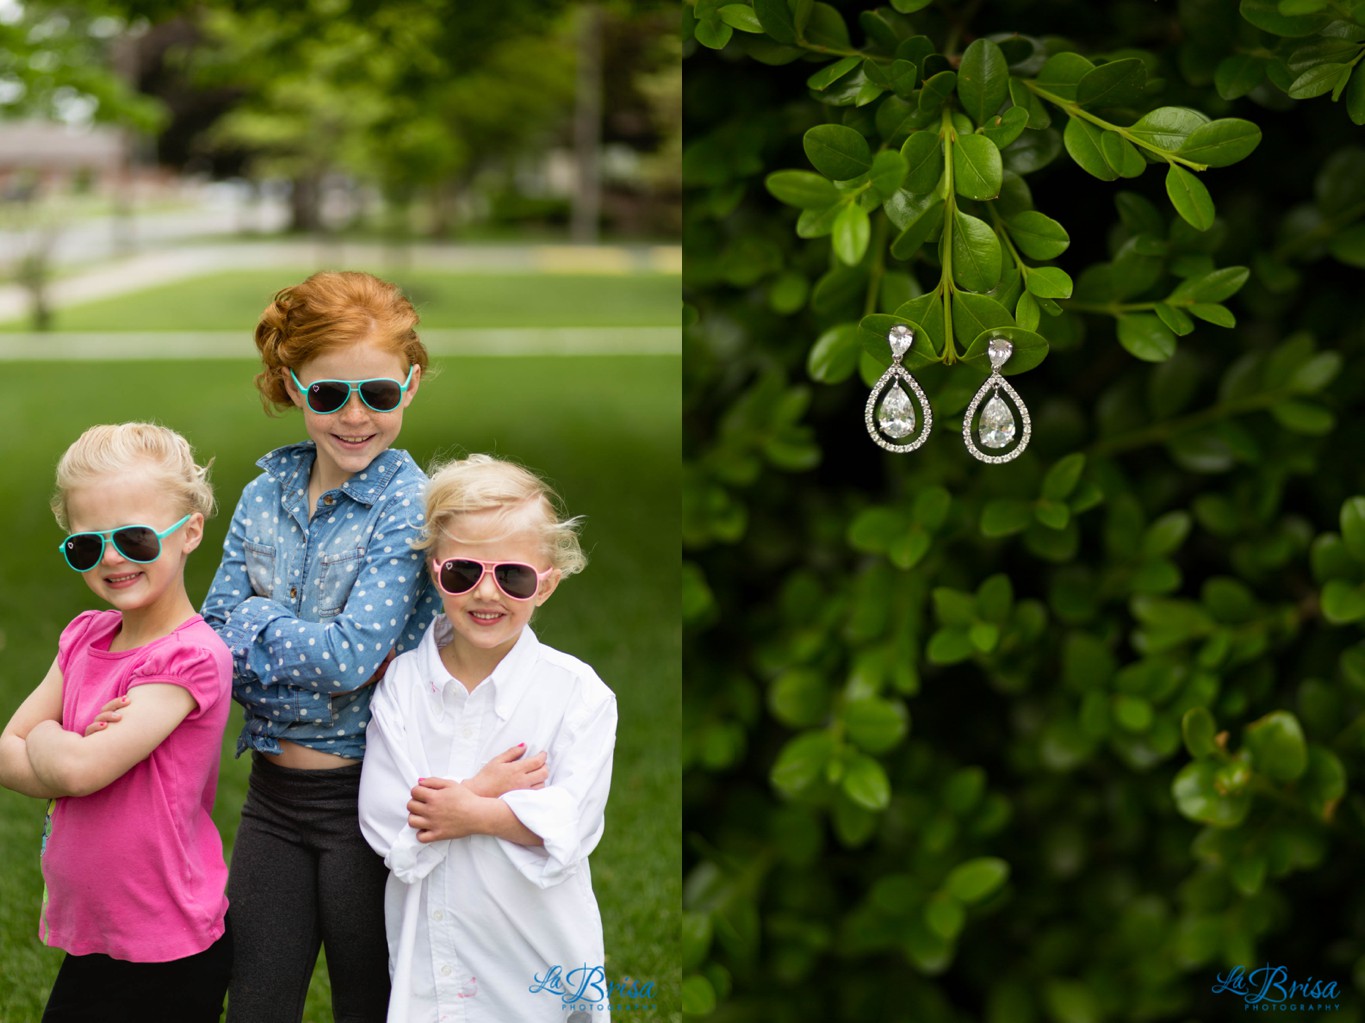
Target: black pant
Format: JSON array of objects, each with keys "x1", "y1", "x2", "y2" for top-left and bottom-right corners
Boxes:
[
  {"x1": 225, "y1": 754, "x2": 390, "y2": 1023},
  {"x1": 42, "y1": 916, "x2": 232, "y2": 1023}
]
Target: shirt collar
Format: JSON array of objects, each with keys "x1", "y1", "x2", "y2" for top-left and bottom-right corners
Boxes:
[
  {"x1": 421, "y1": 615, "x2": 540, "y2": 720},
  {"x1": 256, "y1": 442, "x2": 413, "y2": 507}
]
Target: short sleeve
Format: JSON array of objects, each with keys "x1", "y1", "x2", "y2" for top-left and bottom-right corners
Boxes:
[
  {"x1": 128, "y1": 633, "x2": 232, "y2": 718},
  {"x1": 56, "y1": 610, "x2": 110, "y2": 675}
]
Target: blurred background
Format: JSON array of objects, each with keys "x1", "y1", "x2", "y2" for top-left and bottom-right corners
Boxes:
[{"x1": 0, "y1": 1, "x2": 679, "y2": 1020}]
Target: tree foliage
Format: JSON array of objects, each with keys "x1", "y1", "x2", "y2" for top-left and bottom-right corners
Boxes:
[{"x1": 683, "y1": 1, "x2": 1365, "y2": 1019}]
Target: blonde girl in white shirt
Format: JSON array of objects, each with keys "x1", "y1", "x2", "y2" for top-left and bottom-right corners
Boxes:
[{"x1": 358, "y1": 455, "x2": 617, "y2": 1023}]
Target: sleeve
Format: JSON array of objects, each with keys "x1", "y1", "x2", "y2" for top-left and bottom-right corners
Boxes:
[
  {"x1": 499, "y1": 685, "x2": 618, "y2": 889},
  {"x1": 358, "y1": 665, "x2": 450, "y2": 884},
  {"x1": 56, "y1": 610, "x2": 104, "y2": 675},
  {"x1": 127, "y1": 638, "x2": 230, "y2": 717},
  {"x1": 206, "y1": 482, "x2": 439, "y2": 724}
]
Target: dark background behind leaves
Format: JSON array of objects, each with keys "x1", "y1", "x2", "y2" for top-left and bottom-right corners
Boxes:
[{"x1": 683, "y1": 0, "x2": 1365, "y2": 1020}]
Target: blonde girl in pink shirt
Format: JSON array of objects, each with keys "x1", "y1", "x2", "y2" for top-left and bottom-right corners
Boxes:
[{"x1": 0, "y1": 423, "x2": 233, "y2": 1023}]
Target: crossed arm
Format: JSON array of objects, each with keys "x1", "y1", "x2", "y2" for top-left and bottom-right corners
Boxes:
[{"x1": 0, "y1": 657, "x2": 195, "y2": 799}]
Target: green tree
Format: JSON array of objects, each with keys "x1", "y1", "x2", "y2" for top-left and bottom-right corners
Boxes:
[{"x1": 684, "y1": 1, "x2": 1365, "y2": 1019}]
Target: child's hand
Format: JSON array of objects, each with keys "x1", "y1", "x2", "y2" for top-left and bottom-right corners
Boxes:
[
  {"x1": 407, "y1": 777, "x2": 480, "y2": 842},
  {"x1": 362, "y1": 648, "x2": 397, "y2": 688},
  {"x1": 466, "y1": 743, "x2": 548, "y2": 797},
  {"x1": 83, "y1": 696, "x2": 131, "y2": 737}
]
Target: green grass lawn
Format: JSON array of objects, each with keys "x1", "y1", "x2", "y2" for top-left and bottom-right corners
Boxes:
[
  {"x1": 0, "y1": 269, "x2": 681, "y2": 332},
  {"x1": 0, "y1": 270, "x2": 679, "y2": 1021}
]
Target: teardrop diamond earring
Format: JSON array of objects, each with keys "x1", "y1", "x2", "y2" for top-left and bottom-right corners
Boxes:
[
  {"x1": 963, "y1": 337, "x2": 1031, "y2": 463},
  {"x1": 865, "y1": 325, "x2": 932, "y2": 453}
]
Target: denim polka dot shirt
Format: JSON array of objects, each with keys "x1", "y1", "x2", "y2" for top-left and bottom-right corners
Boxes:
[{"x1": 202, "y1": 442, "x2": 441, "y2": 758}]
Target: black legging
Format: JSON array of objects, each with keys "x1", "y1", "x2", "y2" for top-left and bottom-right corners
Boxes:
[
  {"x1": 43, "y1": 917, "x2": 232, "y2": 1023},
  {"x1": 225, "y1": 754, "x2": 390, "y2": 1023}
]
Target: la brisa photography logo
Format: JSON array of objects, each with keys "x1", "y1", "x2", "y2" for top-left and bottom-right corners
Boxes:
[
  {"x1": 1212, "y1": 964, "x2": 1341, "y2": 1013},
  {"x1": 529, "y1": 963, "x2": 656, "y2": 1016}
]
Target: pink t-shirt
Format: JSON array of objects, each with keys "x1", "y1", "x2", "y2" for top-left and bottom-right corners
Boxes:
[{"x1": 40, "y1": 610, "x2": 232, "y2": 962}]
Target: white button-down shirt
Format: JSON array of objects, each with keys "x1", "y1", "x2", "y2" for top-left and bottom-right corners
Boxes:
[{"x1": 358, "y1": 617, "x2": 617, "y2": 1022}]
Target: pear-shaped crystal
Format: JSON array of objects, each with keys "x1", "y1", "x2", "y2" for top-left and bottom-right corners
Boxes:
[
  {"x1": 888, "y1": 325, "x2": 913, "y2": 361},
  {"x1": 878, "y1": 383, "x2": 915, "y2": 439},
  {"x1": 979, "y1": 394, "x2": 1016, "y2": 448}
]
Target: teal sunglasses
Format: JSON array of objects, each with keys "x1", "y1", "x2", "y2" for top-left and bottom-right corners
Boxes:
[
  {"x1": 290, "y1": 366, "x2": 416, "y2": 414},
  {"x1": 59, "y1": 514, "x2": 192, "y2": 573}
]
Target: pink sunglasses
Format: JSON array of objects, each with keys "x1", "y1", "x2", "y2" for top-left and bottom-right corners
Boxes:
[{"x1": 431, "y1": 557, "x2": 553, "y2": 601}]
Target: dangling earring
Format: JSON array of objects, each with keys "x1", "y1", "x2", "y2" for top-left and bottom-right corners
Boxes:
[
  {"x1": 963, "y1": 337, "x2": 1031, "y2": 463},
  {"x1": 866, "y1": 325, "x2": 932, "y2": 453}
]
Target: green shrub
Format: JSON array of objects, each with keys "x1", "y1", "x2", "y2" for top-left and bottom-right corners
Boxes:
[{"x1": 683, "y1": 1, "x2": 1365, "y2": 1019}]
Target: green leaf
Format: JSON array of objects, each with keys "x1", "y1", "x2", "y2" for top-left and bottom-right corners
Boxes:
[
  {"x1": 1037, "y1": 51, "x2": 1095, "y2": 102},
  {"x1": 953, "y1": 133, "x2": 1004, "y2": 200},
  {"x1": 1188, "y1": 303, "x2": 1235, "y2": 328},
  {"x1": 1143, "y1": 511, "x2": 1191, "y2": 556},
  {"x1": 1239, "y1": 0, "x2": 1332, "y2": 37},
  {"x1": 1063, "y1": 117, "x2": 1118, "y2": 181},
  {"x1": 890, "y1": 199, "x2": 946, "y2": 260},
  {"x1": 1341, "y1": 496, "x2": 1365, "y2": 561},
  {"x1": 981, "y1": 498, "x2": 1034, "y2": 537},
  {"x1": 918, "y1": 70, "x2": 958, "y2": 115},
  {"x1": 806, "y1": 55, "x2": 861, "y2": 91},
  {"x1": 803, "y1": 124, "x2": 872, "y2": 180},
  {"x1": 1075, "y1": 58, "x2": 1147, "y2": 109},
  {"x1": 842, "y1": 753, "x2": 891, "y2": 810},
  {"x1": 682, "y1": 974, "x2": 717, "y2": 1016},
  {"x1": 1328, "y1": 223, "x2": 1365, "y2": 267},
  {"x1": 1165, "y1": 165, "x2": 1215, "y2": 232},
  {"x1": 868, "y1": 150, "x2": 908, "y2": 202},
  {"x1": 1288, "y1": 63, "x2": 1351, "y2": 99},
  {"x1": 957, "y1": 38, "x2": 1010, "y2": 125},
  {"x1": 902, "y1": 130, "x2": 945, "y2": 193},
  {"x1": 981, "y1": 105, "x2": 1030, "y2": 149},
  {"x1": 803, "y1": 2, "x2": 852, "y2": 50},
  {"x1": 1322, "y1": 579, "x2": 1365, "y2": 624},
  {"x1": 843, "y1": 698, "x2": 910, "y2": 753},
  {"x1": 1117, "y1": 314, "x2": 1177, "y2": 362},
  {"x1": 1155, "y1": 302, "x2": 1196, "y2": 336},
  {"x1": 1009, "y1": 76, "x2": 1051, "y2": 129},
  {"x1": 769, "y1": 669, "x2": 830, "y2": 728},
  {"x1": 693, "y1": 14, "x2": 734, "y2": 50},
  {"x1": 1170, "y1": 266, "x2": 1249, "y2": 303},
  {"x1": 1025, "y1": 266, "x2": 1074, "y2": 299},
  {"x1": 1007, "y1": 210, "x2": 1071, "y2": 260},
  {"x1": 961, "y1": 323, "x2": 1049, "y2": 374},
  {"x1": 1215, "y1": 54, "x2": 1266, "y2": 100},
  {"x1": 1177, "y1": 118, "x2": 1262, "y2": 168},
  {"x1": 1182, "y1": 707, "x2": 1219, "y2": 758},
  {"x1": 951, "y1": 210, "x2": 1003, "y2": 292},
  {"x1": 1042, "y1": 454, "x2": 1086, "y2": 501},
  {"x1": 1271, "y1": 400, "x2": 1334, "y2": 435},
  {"x1": 752, "y1": 0, "x2": 798, "y2": 43},
  {"x1": 943, "y1": 857, "x2": 1010, "y2": 903},
  {"x1": 924, "y1": 894, "x2": 966, "y2": 941},
  {"x1": 765, "y1": 170, "x2": 840, "y2": 208},
  {"x1": 1129, "y1": 106, "x2": 1208, "y2": 152},
  {"x1": 682, "y1": 911, "x2": 713, "y2": 971},
  {"x1": 718, "y1": 4, "x2": 765, "y2": 32},
  {"x1": 771, "y1": 730, "x2": 836, "y2": 797},
  {"x1": 933, "y1": 587, "x2": 977, "y2": 626},
  {"x1": 807, "y1": 323, "x2": 862, "y2": 383},
  {"x1": 1244, "y1": 710, "x2": 1308, "y2": 782},
  {"x1": 833, "y1": 203, "x2": 871, "y2": 265},
  {"x1": 1100, "y1": 131, "x2": 1146, "y2": 179},
  {"x1": 1171, "y1": 759, "x2": 1252, "y2": 827},
  {"x1": 1348, "y1": 65, "x2": 1365, "y2": 126}
]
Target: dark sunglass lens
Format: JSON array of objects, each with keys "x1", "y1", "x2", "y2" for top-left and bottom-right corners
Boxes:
[
  {"x1": 359, "y1": 380, "x2": 402, "y2": 411},
  {"x1": 439, "y1": 559, "x2": 482, "y2": 594},
  {"x1": 495, "y1": 564, "x2": 539, "y2": 599},
  {"x1": 112, "y1": 527, "x2": 160, "y2": 562},
  {"x1": 307, "y1": 381, "x2": 350, "y2": 413},
  {"x1": 64, "y1": 535, "x2": 103, "y2": 570}
]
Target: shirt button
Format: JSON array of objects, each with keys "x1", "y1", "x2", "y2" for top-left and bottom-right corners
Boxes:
[
  {"x1": 440, "y1": 964, "x2": 452, "y2": 977},
  {"x1": 432, "y1": 909, "x2": 444, "y2": 921},
  {"x1": 289, "y1": 587, "x2": 298, "y2": 599},
  {"x1": 462, "y1": 727, "x2": 473, "y2": 739},
  {"x1": 324, "y1": 495, "x2": 335, "y2": 505}
]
